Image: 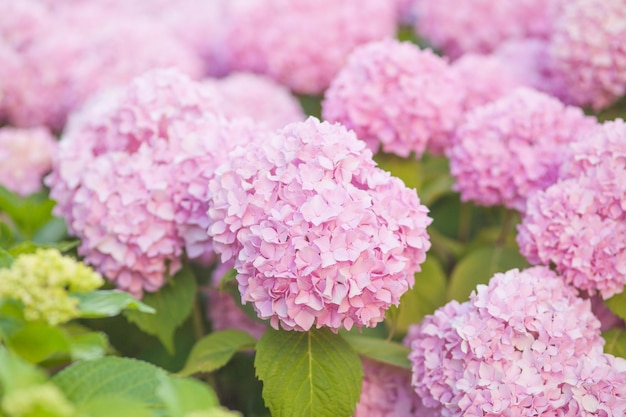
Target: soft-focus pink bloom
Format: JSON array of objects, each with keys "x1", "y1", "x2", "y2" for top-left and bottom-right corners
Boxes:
[
  {"x1": 323, "y1": 39, "x2": 464, "y2": 158},
  {"x1": 447, "y1": 87, "x2": 596, "y2": 212},
  {"x1": 451, "y1": 53, "x2": 525, "y2": 112},
  {"x1": 224, "y1": 0, "x2": 396, "y2": 94},
  {"x1": 3, "y1": 2, "x2": 203, "y2": 130},
  {"x1": 206, "y1": 260, "x2": 267, "y2": 340},
  {"x1": 406, "y1": 266, "x2": 620, "y2": 417},
  {"x1": 207, "y1": 117, "x2": 431, "y2": 332},
  {"x1": 0, "y1": 0, "x2": 51, "y2": 51},
  {"x1": 353, "y1": 358, "x2": 433, "y2": 417},
  {"x1": 413, "y1": 0, "x2": 567, "y2": 58},
  {"x1": 0, "y1": 126, "x2": 57, "y2": 196},
  {"x1": 47, "y1": 69, "x2": 261, "y2": 296},
  {"x1": 548, "y1": 0, "x2": 626, "y2": 110},
  {"x1": 206, "y1": 72, "x2": 305, "y2": 130}
]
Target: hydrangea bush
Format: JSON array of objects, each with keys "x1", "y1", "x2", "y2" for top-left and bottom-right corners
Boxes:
[{"x1": 1, "y1": 1, "x2": 626, "y2": 417}]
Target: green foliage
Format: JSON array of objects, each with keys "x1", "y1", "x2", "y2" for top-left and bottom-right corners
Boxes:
[
  {"x1": 75, "y1": 290, "x2": 156, "y2": 318},
  {"x1": 255, "y1": 328, "x2": 363, "y2": 417},
  {"x1": 0, "y1": 187, "x2": 63, "y2": 243},
  {"x1": 340, "y1": 333, "x2": 410, "y2": 369},
  {"x1": 157, "y1": 376, "x2": 219, "y2": 416},
  {"x1": 603, "y1": 328, "x2": 626, "y2": 359},
  {"x1": 125, "y1": 266, "x2": 197, "y2": 354},
  {"x1": 179, "y1": 330, "x2": 257, "y2": 377},
  {"x1": 5, "y1": 323, "x2": 69, "y2": 364},
  {"x1": 605, "y1": 291, "x2": 626, "y2": 322}
]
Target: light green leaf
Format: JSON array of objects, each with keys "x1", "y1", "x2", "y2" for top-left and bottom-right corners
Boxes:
[
  {"x1": 157, "y1": 375, "x2": 219, "y2": 417},
  {"x1": 0, "y1": 346, "x2": 47, "y2": 392},
  {"x1": 7, "y1": 240, "x2": 79, "y2": 257},
  {"x1": 255, "y1": 328, "x2": 363, "y2": 417},
  {"x1": 393, "y1": 256, "x2": 447, "y2": 336},
  {"x1": 0, "y1": 248, "x2": 14, "y2": 268},
  {"x1": 52, "y1": 356, "x2": 167, "y2": 413},
  {"x1": 603, "y1": 328, "x2": 626, "y2": 359},
  {"x1": 68, "y1": 331, "x2": 109, "y2": 361},
  {"x1": 32, "y1": 217, "x2": 68, "y2": 244},
  {"x1": 605, "y1": 291, "x2": 626, "y2": 322},
  {"x1": 447, "y1": 245, "x2": 529, "y2": 302},
  {"x1": 75, "y1": 290, "x2": 156, "y2": 318},
  {"x1": 373, "y1": 152, "x2": 422, "y2": 190},
  {"x1": 75, "y1": 395, "x2": 154, "y2": 417},
  {"x1": 178, "y1": 330, "x2": 257, "y2": 377},
  {"x1": 340, "y1": 333, "x2": 410, "y2": 369},
  {"x1": 125, "y1": 266, "x2": 197, "y2": 354},
  {"x1": 0, "y1": 187, "x2": 56, "y2": 240},
  {"x1": 6, "y1": 322, "x2": 70, "y2": 364}
]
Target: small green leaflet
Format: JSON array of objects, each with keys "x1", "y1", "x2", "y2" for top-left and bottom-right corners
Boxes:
[{"x1": 75, "y1": 290, "x2": 156, "y2": 318}]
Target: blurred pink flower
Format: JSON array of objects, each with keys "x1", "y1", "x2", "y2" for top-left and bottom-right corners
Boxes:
[
  {"x1": 323, "y1": 39, "x2": 464, "y2": 158},
  {"x1": 447, "y1": 87, "x2": 596, "y2": 211},
  {"x1": 207, "y1": 117, "x2": 431, "y2": 331},
  {"x1": 548, "y1": 0, "x2": 626, "y2": 110},
  {"x1": 224, "y1": 0, "x2": 396, "y2": 94},
  {"x1": 0, "y1": 126, "x2": 57, "y2": 196},
  {"x1": 406, "y1": 266, "x2": 622, "y2": 417},
  {"x1": 413, "y1": 0, "x2": 567, "y2": 58}
]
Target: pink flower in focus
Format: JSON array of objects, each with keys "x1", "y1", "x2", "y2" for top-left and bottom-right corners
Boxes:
[
  {"x1": 406, "y1": 266, "x2": 619, "y2": 417},
  {"x1": 548, "y1": 0, "x2": 626, "y2": 110},
  {"x1": 0, "y1": 127, "x2": 57, "y2": 196},
  {"x1": 447, "y1": 87, "x2": 596, "y2": 212},
  {"x1": 207, "y1": 117, "x2": 431, "y2": 332},
  {"x1": 323, "y1": 39, "x2": 464, "y2": 158},
  {"x1": 224, "y1": 0, "x2": 396, "y2": 94},
  {"x1": 353, "y1": 358, "x2": 433, "y2": 417},
  {"x1": 206, "y1": 72, "x2": 305, "y2": 130},
  {"x1": 413, "y1": 0, "x2": 567, "y2": 58},
  {"x1": 47, "y1": 69, "x2": 262, "y2": 296}
]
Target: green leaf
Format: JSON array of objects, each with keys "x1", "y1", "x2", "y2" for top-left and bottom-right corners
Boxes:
[
  {"x1": 603, "y1": 329, "x2": 626, "y2": 359},
  {"x1": 605, "y1": 291, "x2": 626, "y2": 322},
  {"x1": 7, "y1": 240, "x2": 79, "y2": 256},
  {"x1": 67, "y1": 331, "x2": 109, "y2": 361},
  {"x1": 32, "y1": 217, "x2": 68, "y2": 244},
  {"x1": 0, "y1": 346, "x2": 47, "y2": 392},
  {"x1": 5, "y1": 322, "x2": 70, "y2": 364},
  {"x1": 0, "y1": 187, "x2": 56, "y2": 240},
  {"x1": 447, "y1": 245, "x2": 529, "y2": 302},
  {"x1": 75, "y1": 290, "x2": 156, "y2": 318},
  {"x1": 340, "y1": 333, "x2": 410, "y2": 369},
  {"x1": 157, "y1": 375, "x2": 219, "y2": 417},
  {"x1": 393, "y1": 256, "x2": 447, "y2": 337},
  {"x1": 0, "y1": 248, "x2": 14, "y2": 268},
  {"x1": 75, "y1": 395, "x2": 154, "y2": 417},
  {"x1": 373, "y1": 151, "x2": 423, "y2": 190},
  {"x1": 0, "y1": 221, "x2": 16, "y2": 249},
  {"x1": 255, "y1": 328, "x2": 363, "y2": 417},
  {"x1": 125, "y1": 266, "x2": 197, "y2": 354},
  {"x1": 52, "y1": 356, "x2": 167, "y2": 413},
  {"x1": 296, "y1": 95, "x2": 322, "y2": 119},
  {"x1": 178, "y1": 330, "x2": 257, "y2": 376}
]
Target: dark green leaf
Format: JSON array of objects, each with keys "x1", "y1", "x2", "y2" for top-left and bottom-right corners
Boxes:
[
  {"x1": 255, "y1": 328, "x2": 363, "y2": 417},
  {"x1": 125, "y1": 266, "x2": 197, "y2": 354},
  {"x1": 178, "y1": 330, "x2": 257, "y2": 376},
  {"x1": 340, "y1": 333, "x2": 410, "y2": 369},
  {"x1": 0, "y1": 187, "x2": 56, "y2": 240},
  {"x1": 603, "y1": 328, "x2": 626, "y2": 359},
  {"x1": 75, "y1": 290, "x2": 156, "y2": 318}
]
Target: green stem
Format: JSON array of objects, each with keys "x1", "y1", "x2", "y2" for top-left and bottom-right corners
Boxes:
[
  {"x1": 496, "y1": 209, "x2": 516, "y2": 246},
  {"x1": 457, "y1": 203, "x2": 472, "y2": 243},
  {"x1": 192, "y1": 296, "x2": 206, "y2": 340}
]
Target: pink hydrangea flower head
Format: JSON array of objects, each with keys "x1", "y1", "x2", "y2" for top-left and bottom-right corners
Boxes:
[
  {"x1": 207, "y1": 117, "x2": 432, "y2": 332},
  {"x1": 451, "y1": 53, "x2": 526, "y2": 112},
  {"x1": 323, "y1": 39, "x2": 464, "y2": 158},
  {"x1": 447, "y1": 87, "x2": 596, "y2": 211},
  {"x1": 0, "y1": 126, "x2": 57, "y2": 196},
  {"x1": 407, "y1": 266, "x2": 609, "y2": 417},
  {"x1": 4, "y1": 3, "x2": 203, "y2": 130},
  {"x1": 205, "y1": 72, "x2": 305, "y2": 130},
  {"x1": 224, "y1": 0, "x2": 396, "y2": 94},
  {"x1": 206, "y1": 260, "x2": 267, "y2": 340},
  {"x1": 517, "y1": 175, "x2": 626, "y2": 299},
  {"x1": 0, "y1": 0, "x2": 51, "y2": 51},
  {"x1": 47, "y1": 69, "x2": 256, "y2": 296},
  {"x1": 548, "y1": 0, "x2": 626, "y2": 110},
  {"x1": 353, "y1": 358, "x2": 433, "y2": 417},
  {"x1": 413, "y1": 0, "x2": 567, "y2": 58}
]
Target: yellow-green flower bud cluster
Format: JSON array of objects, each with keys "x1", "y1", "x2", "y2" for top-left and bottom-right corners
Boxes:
[{"x1": 1, "y1": 383, "x2": 75, "y2": 417}]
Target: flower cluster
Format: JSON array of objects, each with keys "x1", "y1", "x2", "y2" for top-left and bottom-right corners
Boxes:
[
  {"x1": 0, "y1": 126, "x2": 57, "y2": 196},
  {"x1": 323, "y1": 39, "x2": 464, "y2": 158},
  {"x1": 548, "y1": 0, "x2": 626, "y2": 110},
  {"x1": 0, "y1": 249, "x2": 103, "y2": 325},
  {"x1": 406, "y1": 267, "x2": 626, "y2": 416},
  {"x1": 224, "y1": 0, "x2": 396, "y2": 94},
  {"x1": 517, "y1": 120, "x2": 626, "y2": 299},
  {"x1": 2, "y1": 383, "x2": 75, "y2": 417},
  {"x1": 447, "y1": 87, "x2": 596, "y2": 211},
  {"x1": 208, "y1": 117, "x2": 431, "y2": 331}
]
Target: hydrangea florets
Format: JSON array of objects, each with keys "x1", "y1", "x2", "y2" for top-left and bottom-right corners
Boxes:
[
  {"x1": 406, "y1": 266, "x2": 618, "y2": 417},
  {"x1": 413, "y1": 0, "x2": 567, "y2": 58},
  {"x1": 548, "y1": 0, "x2": 626, "y2": 110},
  {"x1": 2, "y1": 383, "x2": 76, "y2": 417},
  {"x1": 47, "y1": 69, "x2": 262, "y2": 296},
  {"x1": 353, "y1": 358, "x2": 433, "y2": 417},
  {"x1": 224, "y1": 0, "x2": 396, "y2": 94},
  {"x1": 207, "y1": 117, "x2": 432, "y2": 332},
  {"x1": 205, "y1": 72, "x2": 305, "y2": 130},
  {"x1": 0, "y1": 249, "x2": 103, "y2": 325},
  {"x1": 447, "y1": 87, "x2": 596, "y2": 212},
  {"x1": 323, "y1": 39, "x2": 464, "y2": 158},
  {"x1": 0, "y1": 126, "x2": 57, "y2": 196}
]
